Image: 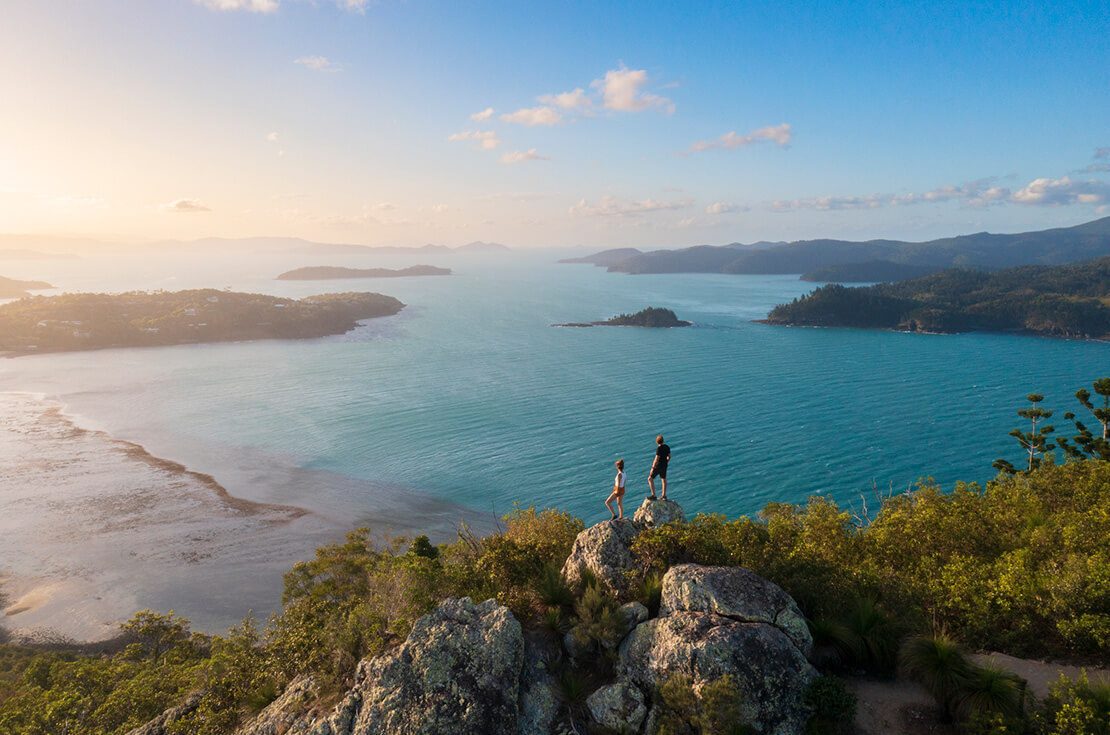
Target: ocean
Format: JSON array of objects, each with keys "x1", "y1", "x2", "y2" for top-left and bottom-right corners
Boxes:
[{"x1": 1, "y1": 248, "x2": 1106, "y2": 635}]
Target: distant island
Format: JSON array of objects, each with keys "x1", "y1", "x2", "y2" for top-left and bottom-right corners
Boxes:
[
  {"x1": 277, "y1": 265, "x2": 451, "y2": 280},
  {"x1": 0, "y1": 289, "x2": 404, "y2": 355},
  {"x1": 556, "y1": 306, "x2": 692, "y2": 328},
  {"x1": 0, "y1": 276, "x2": 54, "y2": 299},
  {"x1": 764, "y1": 256, "x2": 1110, "y2": 340},
  {"x1": 565, "y1": 216, "x2": 1110, "y2": 279}
]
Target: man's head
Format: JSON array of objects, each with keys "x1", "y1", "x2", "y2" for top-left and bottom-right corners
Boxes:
[{"x1": 656, "y1": 435, "x2": 664, "y2": 445}]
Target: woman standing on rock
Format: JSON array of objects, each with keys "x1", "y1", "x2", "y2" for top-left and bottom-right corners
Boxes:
[{"x1": 606, "y1": 459, "x2": 627, "y2": 520}]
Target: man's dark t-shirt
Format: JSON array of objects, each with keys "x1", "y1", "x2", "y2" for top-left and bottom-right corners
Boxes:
[{"x1": 652, "y1": 444, "x2": 670, "y2": 478}]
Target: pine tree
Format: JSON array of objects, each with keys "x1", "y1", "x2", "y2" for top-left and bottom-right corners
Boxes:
[{"x1": 994, "y1": 393, "x2": 1055, "y2": 474}]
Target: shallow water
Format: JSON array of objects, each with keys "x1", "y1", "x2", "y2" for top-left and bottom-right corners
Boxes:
[{"x1": 1, "y1": 249, "x2": 1106, "y2": 634}]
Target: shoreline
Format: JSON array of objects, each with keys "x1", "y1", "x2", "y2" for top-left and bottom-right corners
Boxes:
[
  {"x1": 754, "y1": 319, "x2": 1110, "y2": 343},
  {"x1": 0, "y1": 392, "x2": 490, "y2": 642}
]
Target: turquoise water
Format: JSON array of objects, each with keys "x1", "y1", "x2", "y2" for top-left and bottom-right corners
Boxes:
[{"x1": 2, "y1": 250, "x2": 1107, "y2": 526}]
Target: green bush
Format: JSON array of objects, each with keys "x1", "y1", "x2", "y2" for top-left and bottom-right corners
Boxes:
[
  {"x1": 1034, "y1": 671, "x2": 1110, "y2": 735},
  {"x1": 804, "y1": 675, "x2": 857, "y2": 735},
  {"x1": 655, "y1": 674, "x2": 753, "y2": 735}
]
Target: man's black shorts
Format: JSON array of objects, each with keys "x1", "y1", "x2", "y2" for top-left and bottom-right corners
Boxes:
[{"x1": 650, "y1": 465, "x2": 668, "y2": 480}]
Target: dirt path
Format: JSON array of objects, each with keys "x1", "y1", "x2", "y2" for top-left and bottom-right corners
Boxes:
[{"x1": 851, "y1": 654, "x2": 1110, "y2": 735}]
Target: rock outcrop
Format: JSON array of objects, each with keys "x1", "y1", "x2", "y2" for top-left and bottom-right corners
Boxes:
[
  {"x1": 561, "y1": 498, "x2": 688, "y2": 598},
  {"x1": 660, "y1": 564, "x2": 813, "y2": 657},
  {"x1": 125, "y1": 692, "x2": 202, "y2": 735},
  {"x1": 234, "y1": 676, "x2": 320, "y2": 734},
  {"x1": 174, "y1": 500, "x2": 820, "y2": 735},
  {"x1": 619, "y1": 565, "x2": 817, "y2": 735},
  {"x1": 586, "y1": 680, "x2": 647, "y2": 734},
  {"x1": 353, "y1": 597, "x2": 524, "y2": 734},
  {"x1": 632, "y1": 497, "x2": 686, "y2": 528},
  {"x1": 560, "y1": 518, "x2": 640, "y2": 597}
]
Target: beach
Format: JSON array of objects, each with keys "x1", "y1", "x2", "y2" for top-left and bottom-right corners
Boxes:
[{"x1": 0, "y1": 391, "x2": 487, "y2": 640}]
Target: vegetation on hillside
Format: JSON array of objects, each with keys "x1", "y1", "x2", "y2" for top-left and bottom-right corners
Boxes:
[
  {"x1": 765, "y1": 257, "x2": 1110, "y2": 339},
  {"x1": 0, "y1": 381, "x2": 1107, "y2": 734},
  {"x1": 0, "y1": 289, "x2": 404, "y2": 354},
  {"x1": 580, "y1": 216, "x2": 1110, "y2": 276},
  {"x1": 0, "y1": 276, "x2": 53, "y2": 299}
]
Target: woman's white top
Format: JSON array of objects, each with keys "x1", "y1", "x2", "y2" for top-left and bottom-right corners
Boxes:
[{"x1": 615, "y1": 470, "x2": 626, "y2": 489}]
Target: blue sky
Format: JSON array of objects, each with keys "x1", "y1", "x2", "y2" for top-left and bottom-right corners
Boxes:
[{"x1": 1, "y1": 0, "x2": 1108, "y2": 246}]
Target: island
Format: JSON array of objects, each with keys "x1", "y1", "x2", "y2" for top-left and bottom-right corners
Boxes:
[
  {"x1": 277, "y1": 265, "x2": 451, "y2": 280},
  {"x1": 0, "y1": 289, "x2": 404, "y2": 355},
  {"x1": 800, "y1": 261, "x2": 940, "y2": 283},
  {"x1": 763, "y1": 256, "x2": 1110, "y2": 340},
  {"x1": 0, "y1": 276, "x2": 54, "y2": 299},
  {"x1": 566, "y1": 216, "x2": 1110, "y2": 277},
  {"x1": 555, "y1": 306, "x2": 692, "y2": 328}
]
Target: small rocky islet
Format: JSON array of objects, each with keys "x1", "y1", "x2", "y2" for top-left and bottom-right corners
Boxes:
[{"x1": 555, "y1": 306, "x2": 692, "y2": 328}]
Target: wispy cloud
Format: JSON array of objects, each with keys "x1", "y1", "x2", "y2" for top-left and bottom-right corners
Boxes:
[
  {"x1": 500, "y1": 149, "x2": 549, "y2": 165},
  {"x1": 448, "y1": 130, "x2": 501, "y2": 150},
  {"x1": 194, "y1": 0, "x2": 278, "y2": 12},
  {"x1": 500, "y1": 106, "x2": 562, "y2": 127},
  {"x1": 705, "y1": 201, "x2": 746, "y2": 215},
  {"x1": 770, "y1": 180, "x2": 1010, "y2": 211},
  {"x1": 689, "y1": 124, "x2": 792, "y2": 154},
  {"x1": 591, "y1": 67, "x2": 674, "y2": 113},
  {"x1": 294, "y1": 55, "x2": 342, "y2": 72},
  {"x1": 160, "y1": 198, "x2": 211, "y2": 213},
  {"x1": 1011, "y1": 176, "x2": 1110, "y2": 206},
  {"x1": 569, "y1": 195, "x2": 691, "y2": 217},
  {"x1": 1095, "y1": 147, "x2": 1110, "y2": 160},
  {"x1": 470, "y1": 107, "x2": 495, "y2": 122},
  {"x1": 265, "y1": 131, "x2": 280, "y2": 142},
  {"x1": 538, "y1": 88, "x2": 592, "y2": 111}
]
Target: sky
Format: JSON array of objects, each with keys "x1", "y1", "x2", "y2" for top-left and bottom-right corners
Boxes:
[{"x1": 1, "y1": 0, "x2": 1108, "y2": 248}]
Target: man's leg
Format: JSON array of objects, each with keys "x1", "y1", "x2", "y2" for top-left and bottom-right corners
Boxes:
[
  {"x1": 648, "y1": 473, "x2": 657, "y2": 498},
  {"x1": 660, "y1": 475, "x2": 668, "y2": 499}
]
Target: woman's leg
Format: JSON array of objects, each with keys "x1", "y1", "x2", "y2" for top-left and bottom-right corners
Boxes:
[
  {"x1": 616, "y1": 493, "x2": 625, "y2": 519},
  {"x1": 605, "y1": 490, "x2": 618, "y2": 519}
]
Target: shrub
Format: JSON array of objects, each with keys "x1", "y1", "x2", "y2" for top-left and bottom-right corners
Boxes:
[
  {"x1": 655, "y1": 674, "x2": 753, "y2": 735},
  {"x1": 570, "y1": 583, "x2": 623, "y2": 652},
  {"x1": 1035, "y1": 671, "x2": 1110, "y2": 735},
  {"x1": 899, "y1": 633, "x2": 973, "y2": 714},
  {"x1": 804, "y1": 675, "x2": 857, "y2": 735}
]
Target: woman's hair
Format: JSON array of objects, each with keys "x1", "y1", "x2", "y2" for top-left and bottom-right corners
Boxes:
[
  {"x1": 656, "y1": 434, "x2": 664, "y2": 444},
  {"x1": 616, "y1": 459, "x2": 624, "y2": 470}
]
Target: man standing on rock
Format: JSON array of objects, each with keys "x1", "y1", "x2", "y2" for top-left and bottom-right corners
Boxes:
[{"x1": 648, "y1": 434, "x2": 671, "y2": 500}]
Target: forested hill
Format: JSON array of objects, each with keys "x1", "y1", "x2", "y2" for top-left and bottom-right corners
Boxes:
[
  {"x1": 764, "y1": 256, "x2": 1110, "y2": 340},
  {"x1": 0, "y1": 289, "x2": 404, "y2": 355},
  {"x1": 570, "y1": 216, "x2": 1110, "y2": 277}
]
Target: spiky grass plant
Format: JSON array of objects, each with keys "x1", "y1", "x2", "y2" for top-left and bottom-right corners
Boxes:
[{"x1": 898, "y1": 633, "x2": 973, "y2": 716}]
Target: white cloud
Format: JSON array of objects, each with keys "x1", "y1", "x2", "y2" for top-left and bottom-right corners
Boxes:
[
  {"x1": 538, "y1": 88, "x2": 592, "y2": 111},
  {"x1": 372, "y1": 202, "x2": 397, "y2": 211},
  {"x1": 294, "y1": 55, "x2": 342, "y2": 73},
  {"x1": 266, "y1": 131, "x2": 279, "y2": 142},
  {"x1": 591, "y1": 67, "x2": 674, "y2": 113},
  {"x1": 500, "y1": 149, "x2": 549, "y2": 165},
  {"x1": 448, "y1": 130, "x2": 501, "y2": 150},
  {"x1": 770, "y1": 179, "x2": 1012, "y2": 212},
  {"x1": 161, "y1": 198, "x2": 211, "y2": 213},
  {"x1": 569, "y1": 195, "x2": 692, "y2": 217},
  {"x1": 689, "y1": 124, "x2": 792, "y2": 154},
  {"x1": 1011, "y1": 176, "x2": 1110, "y2": 206},
  {"x1": 705, "y1": 201, "x2": 745, "y2": 215},
  {"x1": 470, "y1": 107, "x2": 495, "y2": 121},
  {"x1": 500, "y1": 106, "x2": 562, "y2": 126},
  {"x1": 194, "y1": 0, "x2": 278, "y2": 12}
]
